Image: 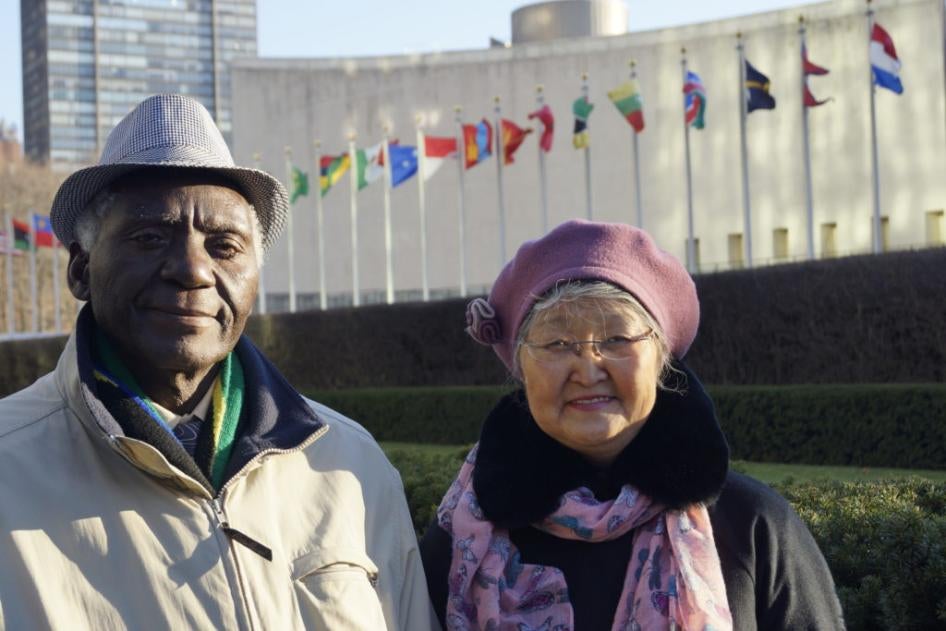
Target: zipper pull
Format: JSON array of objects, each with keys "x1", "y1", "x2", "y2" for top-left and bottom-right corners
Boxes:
[
  {"x1": 212, "y1": 497, "x2": 273, "y2": 561},
  {"x1": 221, "y1": 525, "x2": 274, "y2": 562}
]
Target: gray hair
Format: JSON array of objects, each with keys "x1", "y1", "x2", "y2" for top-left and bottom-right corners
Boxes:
[
  {"x1": 514, "y1": 280, "x2": 681, "y2": 390},
  {"x1": 74, "y1": 186, "x2": 266, "y2": 266}
]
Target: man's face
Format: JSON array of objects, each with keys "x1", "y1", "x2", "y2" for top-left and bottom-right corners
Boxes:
[{"x1": 72, "y1": 171, "x2": 260, "y2": 375}]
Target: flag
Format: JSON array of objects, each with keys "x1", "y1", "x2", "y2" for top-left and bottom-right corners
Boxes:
[
  {"x1": 421, "y1": 135, "x2": 457, "y2": 181},
  {"x1": 501, "y1": 119, "x2": 532, "y2": 165},
  {"x1": 289, "y1": 166, "x2": 309, "y2": 203},
  {"x1": 870, "y1": 22, "x2": 903, "y2": 94},
  {"x1": 683, "y1": 71, "x2": 707, "y2": 129},
  {"x1": 388, "y1": 144, "x2": 419, "y2": 187},
  {"x1": 0, "y1": 232, "x2": 24, "y2": 255},
  {"x1": 745, "y1": 60, "x2": 776, "y2": 112},
  {"x1": 572, "y1": 96, "x2": 594, "y2": 149},
  {"x1": 462, "y1": 119, "x2": 492, "y2": 169},
  {"x1": 356, "y1": 142, "x2": 385, "y2": 189},
  {"x1": 607, "y1": 80, "x2": 645, "y2": 133},
  {"x1": 12, "y1": 219, "x2": 30, "y2": 251},
  {"x1": 320, "y1": 154, "x2": 350, "y2": 196},
  {"x1": 527, "y1": 104, "x2": 554, "y2": 152},
  {"x1": 802, "y1": 44, "x2": 830, "y2": 108},
  {"x1": 32, "y1": 214, "x2": 55, "y2": 248}
]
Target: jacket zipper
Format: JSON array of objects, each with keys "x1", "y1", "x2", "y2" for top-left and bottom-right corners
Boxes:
[
  {"x1": 107, "y1": 424, "x2": 331, "y2": 631},
  {"x1": 209, "y1": 496, "x2": 257, "y2": 631},
  {"x1": 210, "y1": 424, "x2": 331, "y2": 631}
]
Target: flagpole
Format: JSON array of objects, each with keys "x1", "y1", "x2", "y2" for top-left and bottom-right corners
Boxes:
[
  {"x1": 348, "y1": 134, "x2": 361, "y2": 306},
  {"x1": 800, "y1": 17, "x2": 816, "y2": 260},
  {"x1": 415, "y1": 116, "x2": 430, "y2": 301},
  {"x1": 494, "y1": 96, "x2": 508, "y2": 266},
  {"x1": 629, "y1": 60, "x2": 644, "y2": 229},
  {"x1": 737, "y1": 33, "x2": 754, "y2": 267},
  {"x1": 313, "y1": 140, "x2": 327, "y2": 310},
  {"x1": 28, "y1": 213, "x2": 38, "y2": 332},
  {"x1": 382, "y1": 126, "x2": 395, "y2": 304},
  {"x1": 283, "y1": 147, "x2": 297, "y2": 313},
  {"x1": 581, "y1": 73, "x2": 594, "y2": 220},
  {"x1": 5, "y1": 211, "x2": 14, "y2": 334},
  {"x1": 52, "y1": 240, "x2": 61, "y2": 333},
  {"x1": 867, "y1": 1, "x2": 883, "y2": 254},
  {"x1": 536, "y1": 85, "x2": 549, "y2": 234},
  {"x1": 252, "y1": 152, "x2": 267, "y2": 315},
  {"x1": 454, "y1": 106, "x2": 468, "y2": 297},
  {"x1": 681, "y1": 50, "x2": 697, "y2": 274}
]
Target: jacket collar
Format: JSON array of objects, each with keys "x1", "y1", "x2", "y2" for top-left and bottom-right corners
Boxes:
[
  {"x1": 472, "y1": 362, "x2": 730, "y2": 529},
  {"x1": 59, "y1": 305, "x2": 323, "y2": 492}
]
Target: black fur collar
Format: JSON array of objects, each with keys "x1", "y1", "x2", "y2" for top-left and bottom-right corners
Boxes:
[{"x1": 472, "y1": 362, "x2": 730, "y2": 529}]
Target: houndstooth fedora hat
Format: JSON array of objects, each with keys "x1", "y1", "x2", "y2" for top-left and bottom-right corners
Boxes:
[{"x1": 50, "y1": 94, "x2": 288, "y2": 251}]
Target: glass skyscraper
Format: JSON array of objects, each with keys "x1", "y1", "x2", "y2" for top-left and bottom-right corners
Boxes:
[{"x1": 21, "y1": 0, "x2": 256, "y2": 167}]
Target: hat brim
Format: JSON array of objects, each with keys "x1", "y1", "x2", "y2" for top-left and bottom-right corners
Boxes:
[{"x1": 50, "y1": 161, "x2": 288, "y2": 252}]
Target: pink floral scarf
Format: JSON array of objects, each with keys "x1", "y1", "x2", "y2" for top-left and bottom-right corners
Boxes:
[{"x1": 437, "y1": 446, "x2": 733, "y2": 631}]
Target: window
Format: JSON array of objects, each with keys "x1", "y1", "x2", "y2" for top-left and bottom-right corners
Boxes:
[
  {"x1": 820, "y1": 222, "x2": 837, "y2": 258},
  {"x1": 870, "y1": 216, "x2": 890, "y2": 253},
  {"x1": 925, "y1": 210, "x2": 944, "y2": 246},
  {"x1": 684, "y1": 237, "x2": 700, "y2": 272},
  {"x1": 773, "y1": 228, "x2": 789, "y2": 260},
  {"x1": 728, "y1": 233, "x2": 744, "y2": 268}
]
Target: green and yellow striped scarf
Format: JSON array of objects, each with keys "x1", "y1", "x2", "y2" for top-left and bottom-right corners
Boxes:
[{"x1": 93, "y1": 333, "x2": 244, "y2": 490}]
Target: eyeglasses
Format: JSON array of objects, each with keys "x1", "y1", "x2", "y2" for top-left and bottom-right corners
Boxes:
[{"x1": 521, "y1": 330, "x2": 653, "y2": 363}]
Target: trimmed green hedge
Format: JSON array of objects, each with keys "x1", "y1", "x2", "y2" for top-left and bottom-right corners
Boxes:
[
  {"x1": 308, "y1": 384, "x2": 946, "y2": 469},
  {"x1": 3, "y1": 248, "x2": 945, "y2": 396},
  {"x1": 386, "y1": 445, "x2": 946, "y2": 631}
]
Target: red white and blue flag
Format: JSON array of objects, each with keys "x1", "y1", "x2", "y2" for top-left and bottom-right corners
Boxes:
[
  {"x1": 870, "y1": 22, "x2": 903, "y2": 94},
  {"x1": 683, "y1": 71, "x2": 707, "y2": 129}
]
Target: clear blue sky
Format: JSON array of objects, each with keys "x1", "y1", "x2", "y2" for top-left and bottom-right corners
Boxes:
[{"x1": 0, "y1": 0, "x2": 819, "y2": 141}]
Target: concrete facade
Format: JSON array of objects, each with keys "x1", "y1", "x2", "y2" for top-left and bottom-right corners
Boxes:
[{"x1": 231, "y1": 0, "x2": 946, "y2": 308}]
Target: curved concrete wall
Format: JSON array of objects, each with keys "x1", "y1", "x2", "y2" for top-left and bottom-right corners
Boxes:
[{"x1": 232, "y1": 0, "x2": 946, "y2": 306}]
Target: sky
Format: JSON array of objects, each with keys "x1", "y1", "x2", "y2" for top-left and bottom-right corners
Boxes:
[{"x1": 0, "y1": 0, "x2": 821, "y2": 141}]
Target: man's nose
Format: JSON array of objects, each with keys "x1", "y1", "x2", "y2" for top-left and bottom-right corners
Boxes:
[{"x1": 161, "y1": 235, "x2": 215, "y2": 288}]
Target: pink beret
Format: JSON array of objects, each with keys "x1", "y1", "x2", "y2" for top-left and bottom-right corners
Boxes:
[{"x1": 465, "y1": 219, "x2": 700, "y2": 373}]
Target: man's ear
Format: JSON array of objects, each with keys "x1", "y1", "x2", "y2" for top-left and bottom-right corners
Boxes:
[{"x1": 67, "y1": 242, "x2": 91, "y2": 301}]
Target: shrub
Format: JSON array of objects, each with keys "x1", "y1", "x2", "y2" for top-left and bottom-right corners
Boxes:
[
  {"x1": 776, "y1": 479, "x2": 946, "y2": 630},
  {"x1": 311, "y1": 384, "x2": 946, "y2": 469},
  {"x1": 3, "y1": 248, "x2": 946, "y2": 396}
]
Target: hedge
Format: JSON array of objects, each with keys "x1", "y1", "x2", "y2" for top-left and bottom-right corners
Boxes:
[
  {"x1": 306, "y1": 384, "x2": 946, "y2": 469},
  {"x1": 2, "y1": 247, "x2": 945, "y2": 396},
  {"x1": 385, "y1": 445, "x2": 946, "y2": 631}
]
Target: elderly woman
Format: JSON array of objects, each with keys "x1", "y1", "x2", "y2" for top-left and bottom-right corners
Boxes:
[{"x1": 420, "y1": 220, "x2": 843, "y2": 630}]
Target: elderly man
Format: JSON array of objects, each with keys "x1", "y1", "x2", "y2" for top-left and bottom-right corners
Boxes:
[{"x1": 0, "y1": 95, "x2": 434, "y2": 630}]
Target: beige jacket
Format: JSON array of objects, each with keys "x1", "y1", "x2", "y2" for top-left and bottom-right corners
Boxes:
[{"x1": 0, "y1": 333, "x2": 435, "y2": 631}]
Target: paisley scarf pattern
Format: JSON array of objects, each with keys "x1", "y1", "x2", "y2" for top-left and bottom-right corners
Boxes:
[{"x1": 438, "y1": 446, "x2": 733, "y2": 631}]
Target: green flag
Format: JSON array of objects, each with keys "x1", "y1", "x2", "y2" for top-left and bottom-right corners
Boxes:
[
  {"x1": 572, "y1": 96, "x2": 594, "y2": 149},
  {"x1": 290, "y1": 166, "x2": 309, "y2": 204}
]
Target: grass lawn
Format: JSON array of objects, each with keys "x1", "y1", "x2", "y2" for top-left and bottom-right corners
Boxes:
[{"x1": 380, "y1": 442, "x2": 946, "y2": 484}]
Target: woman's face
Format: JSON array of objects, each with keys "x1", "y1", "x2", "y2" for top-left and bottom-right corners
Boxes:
[{"x1": 518, "y1": 299, "x2": 662, "y2": 467}]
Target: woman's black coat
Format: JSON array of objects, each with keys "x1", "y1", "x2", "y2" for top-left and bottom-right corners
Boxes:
[{"x1": 420, "y1": 365, "x2": 845, "y2": 630}]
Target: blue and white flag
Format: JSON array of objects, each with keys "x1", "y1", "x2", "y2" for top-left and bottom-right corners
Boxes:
[{"x1": 870, "y1": 22, "x2": 903, "y2": 94}]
